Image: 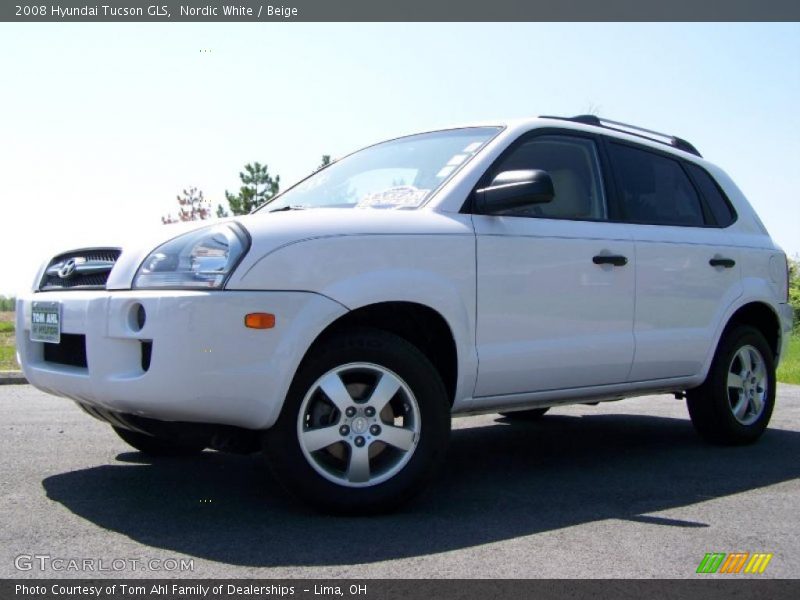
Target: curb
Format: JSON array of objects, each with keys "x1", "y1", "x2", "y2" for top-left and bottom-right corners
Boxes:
[{"x1": 0, "y1": 371, "x2": 27, "y2": 385}]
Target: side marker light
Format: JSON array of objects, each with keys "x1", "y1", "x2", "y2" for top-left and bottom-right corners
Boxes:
[{"x1": 245, "y1": 313, "x2": 275, "y2": 329}]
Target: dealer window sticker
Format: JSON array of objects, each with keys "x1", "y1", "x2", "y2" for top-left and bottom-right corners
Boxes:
[{"x1": 356, "y1": 186, "x2": 431, "y2": 209}]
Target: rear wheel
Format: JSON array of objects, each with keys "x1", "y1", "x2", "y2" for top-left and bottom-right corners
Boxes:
[
  {"x1": 686, "y1": 325, "x2": 775, "y2": 445},
  {"x1": 112, "y1": 426, "x2": 206, "y2": 457},
  {"x1": 500, "y1": 407, "x2": 550, "y2": 421},
  {"x1": 264, "y1": 328, "x2": 450, "y2": 514}
]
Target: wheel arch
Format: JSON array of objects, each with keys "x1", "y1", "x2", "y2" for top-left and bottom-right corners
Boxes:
[
  {"x1": 694, "y1": 299, "x2": 782, "y2": 389},
  {"x1": 721, "y1": 301, "x2": 781, "y2": 361},
  {"x1": 301, "y1": 301, "x2": 460, "y2": 406}
]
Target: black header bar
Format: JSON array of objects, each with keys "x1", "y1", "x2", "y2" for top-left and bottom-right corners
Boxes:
[{"x1": 3, "y1": 0, "x2": 800, "y2": 22}]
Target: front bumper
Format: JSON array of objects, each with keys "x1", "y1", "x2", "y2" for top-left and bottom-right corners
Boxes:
[{"x1": 16, "y1": 290, "x2": 346, "y2": 429}]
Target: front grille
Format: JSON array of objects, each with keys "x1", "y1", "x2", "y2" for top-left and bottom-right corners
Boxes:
[
  {"x1": 39, "y1": 248, "x2": 121, "y2": 291},
  {"x1": 43, "y1": 334, "x2": 88, "y2": 368}
]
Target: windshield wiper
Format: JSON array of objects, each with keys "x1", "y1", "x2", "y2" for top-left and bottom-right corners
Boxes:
[{"x1": 269, "y1": 205, "x2": 308, "y2": 213}]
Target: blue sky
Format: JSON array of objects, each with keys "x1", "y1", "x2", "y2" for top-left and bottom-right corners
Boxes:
[{"x1": 0, "y1": 22, "x2": 798, "y2": 294}]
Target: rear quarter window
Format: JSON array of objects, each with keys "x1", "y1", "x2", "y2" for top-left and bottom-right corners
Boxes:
[{"x1": 684, "y1": 162, "x2": 737, "y2": 227}]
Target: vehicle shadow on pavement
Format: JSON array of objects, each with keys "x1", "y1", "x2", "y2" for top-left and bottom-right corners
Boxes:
[{"x1": 42, "y1": 413, "x2": 800, "y2": 567}]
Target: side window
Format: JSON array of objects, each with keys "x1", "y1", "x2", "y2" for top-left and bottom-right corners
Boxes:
[
  {"x1": 609, "y1": 143, "x2": 705, "y2": 227},
  {"x1": 685, "y1": 162, "x2": 737, "y2": 227},
  {"x1": 490, "y1": 135, "x2": 607, "y2": 220}
]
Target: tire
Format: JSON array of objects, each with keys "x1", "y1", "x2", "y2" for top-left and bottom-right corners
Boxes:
[
  {"x1": 113, "y1": 426, "x2": 206, "y2": 457},
  {"x1": 500, "y1": 407, "x2": 550, "y2": 421},
  {"x1": 686, "y1": 325, "x2": 775, "y2": 445},
  {"x1": 264, "y1": 328, "x2": 451, "y2": 515}
]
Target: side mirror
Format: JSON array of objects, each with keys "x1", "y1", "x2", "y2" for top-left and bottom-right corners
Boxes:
[{"x1": 474, "y1": 169, "x2": 555, "y2": 214}]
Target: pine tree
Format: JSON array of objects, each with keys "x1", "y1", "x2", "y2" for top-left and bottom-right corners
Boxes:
[{"x1": 222, "y1": 162, "x2": 280, "y2": 216}]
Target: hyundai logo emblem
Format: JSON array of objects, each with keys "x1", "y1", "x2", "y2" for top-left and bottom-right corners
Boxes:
[{"x1": 57, "y1": 259, "x2": 78, "y2": 279}]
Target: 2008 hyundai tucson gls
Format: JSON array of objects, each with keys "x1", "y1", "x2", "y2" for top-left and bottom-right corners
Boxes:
[{"x1": 17, "y1": 115, "x2": 793, "y2": 513}]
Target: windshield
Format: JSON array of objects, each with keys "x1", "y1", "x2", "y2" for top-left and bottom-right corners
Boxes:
[{"x1": 260, "y1": 127, "x2": 500, "y2": 212}]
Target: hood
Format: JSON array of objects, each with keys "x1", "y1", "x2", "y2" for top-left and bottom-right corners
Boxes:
[{"x1": 82, "y1": 207, "x2": 470, "y2": 290}]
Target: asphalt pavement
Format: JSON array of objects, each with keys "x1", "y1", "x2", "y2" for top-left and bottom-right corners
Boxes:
[{"x1": 1, "y1": 383, "x2": 798, "y2": 579}]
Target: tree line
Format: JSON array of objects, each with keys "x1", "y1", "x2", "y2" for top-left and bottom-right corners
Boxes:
[
  {"x1": 163, "y1": 155, "x2": 331, "y2": 224},
  {"x1": 0, "y1": 296, "x2": 16, "y2": 312},
  {"x1": 790, "y1": 257, "x2": 800, "y2": 332}
]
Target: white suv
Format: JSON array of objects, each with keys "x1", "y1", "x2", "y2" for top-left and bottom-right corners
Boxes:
[{"x1": 17, "y1": 115, "x2": 793, "y2": 513}]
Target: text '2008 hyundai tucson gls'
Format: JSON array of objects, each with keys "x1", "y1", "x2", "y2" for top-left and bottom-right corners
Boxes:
[{"x1": 17, "y1": 115, "x2": 793, "y2": 513}]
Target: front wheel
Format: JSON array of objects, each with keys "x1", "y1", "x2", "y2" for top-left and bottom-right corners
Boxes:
[
  {"x1": 264, "y1": 328, "x2": 451, "y2": 514},
  {"x1": 686, "y1": 325, "x2": 775, "y2": 445}
]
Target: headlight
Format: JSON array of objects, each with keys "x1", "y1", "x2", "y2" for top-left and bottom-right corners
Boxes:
[{"x1": 133, "y1": 223, "x2": 249, "y2": 289}]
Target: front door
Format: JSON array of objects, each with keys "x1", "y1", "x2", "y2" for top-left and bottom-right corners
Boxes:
[{"x1": 472, "y1": 132, "x2": 636, "y2": 397}]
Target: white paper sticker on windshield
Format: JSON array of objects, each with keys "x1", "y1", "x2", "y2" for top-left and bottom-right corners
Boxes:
[
  {"x1": 436, "y1": 165, "x2": 456, "y2": 178},
  {"x1": 463, "y1": 142, "x2": 482, "y2": 153},
  {"x1": 356, "y1": 186, "x2": 430, "y2": 209}
]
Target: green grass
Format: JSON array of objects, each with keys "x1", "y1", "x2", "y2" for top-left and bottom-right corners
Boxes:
[
  {"x1": 0, "y1": 312, "x2": 17, "y2": 370},
  {"x1": 778, "y1": 335, "x2": 800, "y2": 385},
  {"x1": 0, "y1": 345, "x2": 15, "y2": 370}
]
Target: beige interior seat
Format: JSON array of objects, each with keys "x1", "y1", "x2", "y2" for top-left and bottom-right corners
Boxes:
[{"x1": 546, "y1": 169, "x2": 591, "y2": 219}]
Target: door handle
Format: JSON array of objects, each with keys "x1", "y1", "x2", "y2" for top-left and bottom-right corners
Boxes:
[
  {"x1": 592, "y1": 255, "x2": 628, "y2": 267},
  {"x1": 709, "y1": 257, "x2": 736, "y2": 268}
]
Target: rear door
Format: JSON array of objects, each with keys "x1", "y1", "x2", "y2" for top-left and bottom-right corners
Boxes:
[
  {"x1": 472, "y1": 131, "x2": 636, "y2": 397},
  {"x1": 605, "y1": 141, "x2": 743, "y2": 381}
]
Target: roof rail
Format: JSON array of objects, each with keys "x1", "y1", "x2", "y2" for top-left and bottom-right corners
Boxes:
[{"x1": 538, "y1": 114, "x2": 702, "y2": 157}]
